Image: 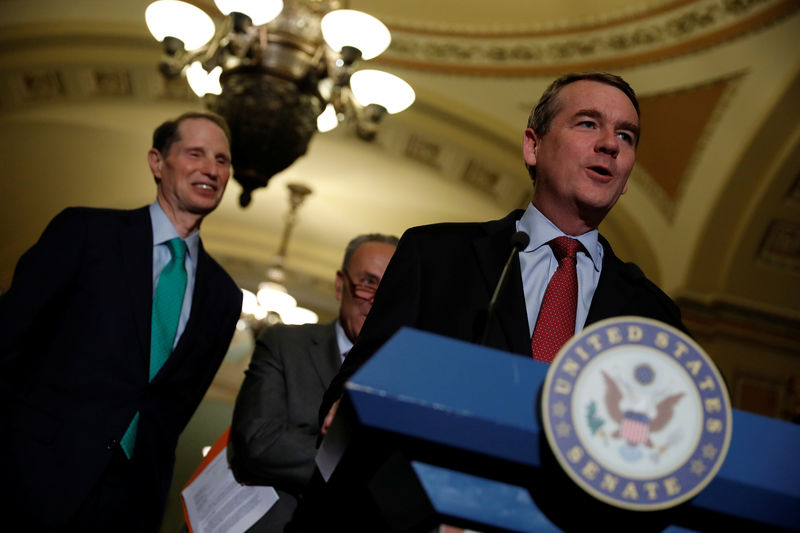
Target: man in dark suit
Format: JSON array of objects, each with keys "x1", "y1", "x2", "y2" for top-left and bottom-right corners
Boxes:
[
  {"x1": 320, "y1": 71, "x2": 687, "y2": 431},
  {"x1": 0, "y1": 111, "x2": 243, "y2": 531},
  {"x1": 230, "y1": 233, "x2": 397, "y2": 532}
]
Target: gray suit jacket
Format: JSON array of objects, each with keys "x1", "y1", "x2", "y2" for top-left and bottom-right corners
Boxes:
[{"x1": 231, "y1": 321, "x2": 341, "y2": 531}]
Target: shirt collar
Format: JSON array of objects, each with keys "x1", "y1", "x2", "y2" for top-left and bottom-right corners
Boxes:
[
  {"x1": 334, "y1": 319, "x2": 353, "y2": 358},
  {"x1": 149, "y1": 201, "x2": 200, "y2": 263},
  {"x1": 517, "y1": 203, "x2": 602, "y2": 271}
]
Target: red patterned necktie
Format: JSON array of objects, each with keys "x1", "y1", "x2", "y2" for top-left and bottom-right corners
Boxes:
[{"x1": 531, "y1": 236, "x2": 581, "y2": 363}]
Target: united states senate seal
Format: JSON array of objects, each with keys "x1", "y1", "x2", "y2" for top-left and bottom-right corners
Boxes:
[{"x1": 541, "y1": 316, "x2": 732, "y2": 511}]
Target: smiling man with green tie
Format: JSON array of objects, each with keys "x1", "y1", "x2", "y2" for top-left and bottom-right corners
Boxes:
[{"x1": 0, "y1": 111, "x2": 243, "y2": 532}]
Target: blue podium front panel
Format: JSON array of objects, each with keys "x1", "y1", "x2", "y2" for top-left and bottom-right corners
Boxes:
[
  {"x1": 339, "y1": 327, "x2": 800, "y2": 531},
  {"x1": 692, "y1": 409, "x2": 800, "y2": 529},
  {"x1": 348, "y1": 327, "x2": 549, "y2": 467}
]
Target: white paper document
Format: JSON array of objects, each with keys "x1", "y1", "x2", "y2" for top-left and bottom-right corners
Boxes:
[{"x1": 182, "y1": 445, "x2": 279, "y2": 533}]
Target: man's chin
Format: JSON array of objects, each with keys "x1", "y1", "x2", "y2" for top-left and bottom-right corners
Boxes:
[
  {"x1": 187, "y1": 201, "x2": 220, "y2": 216},
  {"x1": 350, "y1": 318, "x2": 368, "y2": 341},
  {"x1": 576, "y1": 197, "x2": 617, "y2": 222}
]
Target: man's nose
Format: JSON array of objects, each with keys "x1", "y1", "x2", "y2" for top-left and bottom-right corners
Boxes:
[
  {"x1": 596, "y1": 129, "x2": 619, "y2": 157},
  {"x1": 202, "y1": 156, "x2": 219, "y2": 178}
]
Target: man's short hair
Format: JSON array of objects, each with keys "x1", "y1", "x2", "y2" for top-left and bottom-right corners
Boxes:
[
  {"x1": 341, "y1": 233, "x2": 399, "y2": 272},
  {"x1": 152, "y1": 111, "x2": 232, "y2": 156},
  {"x1": 525, "y1": 72, "x2": 640, "y2": 182}
]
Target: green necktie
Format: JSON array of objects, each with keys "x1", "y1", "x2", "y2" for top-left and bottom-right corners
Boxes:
[{"x1": 121, "y1": 237, "x2": 188, "y2": 459}]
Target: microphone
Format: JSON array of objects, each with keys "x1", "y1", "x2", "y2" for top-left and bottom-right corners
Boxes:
[{"x1": 479, "y1": 231, "x2": 530, "y2": 345}]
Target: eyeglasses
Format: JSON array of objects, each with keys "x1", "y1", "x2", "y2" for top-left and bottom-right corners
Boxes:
[{"x1": 341, "y1": 269, "x2": 380, "y2": 302}]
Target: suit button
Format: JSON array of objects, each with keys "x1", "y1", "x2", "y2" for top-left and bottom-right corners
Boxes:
[{"x1": 106, "y1": 439, "x2": 119, "y2": 451}]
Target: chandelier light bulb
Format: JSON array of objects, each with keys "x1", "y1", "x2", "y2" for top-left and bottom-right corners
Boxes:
[
  {"x1": 256, "y1": 281, "x2": 297, "y2": 314},
  {"x1": 350, "y1": 70, "x2": 415, "y2": 114},
  {"x1": 240, "y1": 289, "x2": 259, "y2": 315},
  {"x1": 321, "y1": 9, "x2": 391, "y2": 60},
  {"x1": 280, "y1": 306, "x2": 319, "y2": 325},
  {"x1": 205, "y1": 66, "x2": 223, "y2": 95},
  {"x1": 185, "y1": 62, "x2": 223, "y2": 97},
  {"x1": 214, "y1": 0, "x2": 284, "y2": 26},
  {"x1": 145, "y1": 0, "x2": 216, "y2": 51},
  {"x1": 316, "y1": 104, "x2": 339, "y2": 132},
  {"x1": 184, "y1": 63, "x2": 206, "y2": 96}
]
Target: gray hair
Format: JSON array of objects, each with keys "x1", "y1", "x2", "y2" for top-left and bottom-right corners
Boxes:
[{"x1": 341, "y1": 233, "x2": 399, "y2": 271}]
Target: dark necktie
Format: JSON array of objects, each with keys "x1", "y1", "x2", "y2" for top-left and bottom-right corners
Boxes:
[
  {"x1": 531, "y1": 236, "x2": 580, "y2": 363},
  {"x1": 121, "y1": 237, "x2": 188, "y2": 458}
]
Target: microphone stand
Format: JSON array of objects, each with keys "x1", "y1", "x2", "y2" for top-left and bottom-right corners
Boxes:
[{"x1": 479, "y1": 231, "x2": 530, "y2": 345}]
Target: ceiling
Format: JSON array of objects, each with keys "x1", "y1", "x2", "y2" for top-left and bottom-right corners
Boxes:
[{"x1": 1, "y1": 0, "x2": 799, "y2": 321}]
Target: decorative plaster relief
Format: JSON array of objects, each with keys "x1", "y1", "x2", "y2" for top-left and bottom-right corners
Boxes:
[{"x1": 382, "y1": 0, "x2": 796, "y2": 72}]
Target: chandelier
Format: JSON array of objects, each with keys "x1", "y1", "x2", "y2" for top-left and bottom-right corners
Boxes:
[
  {"x1": 241, "y1": 182, "x2": 319, "y2": 327},
  {"x1": 145, "y1": 0, "x2": 415, "y2": 207}
]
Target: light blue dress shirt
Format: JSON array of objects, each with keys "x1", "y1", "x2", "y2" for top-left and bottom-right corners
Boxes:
[
  {"x1": 516, "y1": 203, "x2": 603, "y2": 337},
  {"x1": 149, "y1": 201, "x2": 199, "y2": 348},
  {"x1": 335, "y1": 320, "x2": 353, "y2": 363}
]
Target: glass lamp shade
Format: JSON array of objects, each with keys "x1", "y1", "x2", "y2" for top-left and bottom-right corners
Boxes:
[
  {"x1": 350, "y1": 70, "x2": 415, "y2": 114},
  {"x1": 256, "y1": 281, "x2": 297, "y2": 314},
  {"x1": 214, "y1": 0, "x2": 283, "y2": 26},
  {"x1": 240, "y1": 289, "x2": 267, "y2": 319},
  {"x1": 145, "y1": 1, "x2": 216, "y2": 51},
  {"x1": 321, "y1": 9, "x2": 391, "y2": 60}
]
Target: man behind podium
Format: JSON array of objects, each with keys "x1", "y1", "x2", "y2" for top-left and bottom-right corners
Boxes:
[
  {"x1": 321, "y1": 72, "x2": 688, "y2": 432},
  {"x1": 0, "y1": 111, "x2": 243, "y2": 531},
  {"x1": 230, "y1": 233, "x2": 398, "y2": 532}
]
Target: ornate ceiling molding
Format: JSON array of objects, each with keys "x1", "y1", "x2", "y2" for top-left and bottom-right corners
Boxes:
[
  {"x1": 378, "y1": 0, "x2": 799, "y2": 74},
  {"x1": 0, "y1": 62, "x2": 530, "y2": 215}
]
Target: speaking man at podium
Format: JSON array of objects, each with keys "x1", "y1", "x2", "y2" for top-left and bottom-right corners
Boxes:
[{"x1": 321, "y1": 72, "x2": 688, "y2": 430}]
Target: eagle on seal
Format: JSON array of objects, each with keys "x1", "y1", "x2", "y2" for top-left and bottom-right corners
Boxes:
[{"x1": 602, "y1": 370, "x2": 684, "y2": 448}]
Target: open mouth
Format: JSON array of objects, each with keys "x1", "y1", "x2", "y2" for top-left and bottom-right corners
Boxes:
[{"x1": 588, "y1": 166, "x2": 612, "y2": 177}]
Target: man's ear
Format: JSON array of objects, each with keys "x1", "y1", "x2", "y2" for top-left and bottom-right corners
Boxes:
[
  {"x1": 522, "y1": 128, "x2": 539, "y2": 167},
  {"x1": 334, "y1": 270, "x2": 344, "y2": 302},
  {"x1": 147, "y1": 148, "x2": 163, "y2": 179}
]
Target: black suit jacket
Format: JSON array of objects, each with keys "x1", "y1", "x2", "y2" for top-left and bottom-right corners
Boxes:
[
  {"x1": 231, "y1": 321, "x2": 340, "y2": 532},
  {"x1": 0, "y1": 206, "x2": 242, "y2": 530},
  {"x1": 321, "y1": 210, "x2": 686, "y2": 418}
]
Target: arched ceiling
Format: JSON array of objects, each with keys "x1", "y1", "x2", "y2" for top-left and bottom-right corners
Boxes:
[{"x1": 1, "y1": 0, "x2": 799, "y2": 323}]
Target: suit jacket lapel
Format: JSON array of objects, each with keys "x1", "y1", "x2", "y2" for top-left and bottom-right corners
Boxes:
[
  {"x1": 472, "y1": 211, "x2": 531, "y2": 356},
  {"x1": 308, "y1": 321, "x2": 341, "y2": 388},
  {"x1": 586, "y1": 235, "x2": 629, "y2": 325},
  {"x1": 119, "y1": 207, "x2": 154, "y2": 370}
]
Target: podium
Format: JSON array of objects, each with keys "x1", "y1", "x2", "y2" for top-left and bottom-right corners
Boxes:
[{"x1": 313, "y1": 328, "x2": 800, "y2": 532}]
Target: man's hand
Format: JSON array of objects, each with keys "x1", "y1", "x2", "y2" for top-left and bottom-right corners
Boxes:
[{"x1": 320, "y1": 398, "x2": 341, "y2": 436}]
